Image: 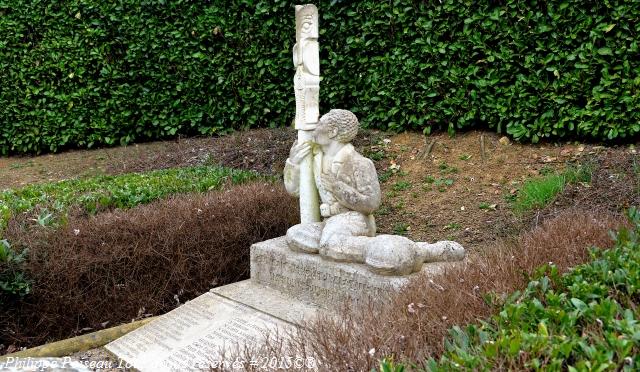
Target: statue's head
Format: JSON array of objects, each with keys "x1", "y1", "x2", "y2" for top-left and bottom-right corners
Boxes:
[
  {"x1": 314, "y1": 109, "x2": 359, "y2": 145},
  {"x1": 295, "y1": 4, "x2": 319, "y2": 41}
]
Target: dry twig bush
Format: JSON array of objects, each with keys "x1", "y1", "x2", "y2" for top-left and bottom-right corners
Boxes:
[
  {"x1": 239, "y1": 209, "x2": 625, "y2": 371},
  {"x1": 1, "y1": 182, "x2": 298, "y2": 348}
]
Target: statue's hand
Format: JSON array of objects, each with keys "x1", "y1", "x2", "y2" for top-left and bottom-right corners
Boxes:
[
  {"x1": 320, "y1": 203, "x2": 331, "y2": 217},
  {"x1": 320, "y1": 202, "x2": 344, "y2": 217},
  {"x1": 289, "y1": 140, "x2": 312, "y2": 165}
]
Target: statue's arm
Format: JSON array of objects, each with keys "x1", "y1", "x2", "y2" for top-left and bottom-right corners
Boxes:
[
  {"x1": 284, "y1": 139, "x2": 313, "y2": 197},
  {"x1": 333, "y1": 158, "x2": 381, "y2": 214}
]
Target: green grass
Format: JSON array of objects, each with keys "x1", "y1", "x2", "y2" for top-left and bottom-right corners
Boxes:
[
  {"x1": 513, "y1": 173, "x2": 566, "y2": 212},
  {"x1": 365, "y1": 149, "x2": 386, "y2": 161},
  {"x1": 439, "y1": 162, "x2": 459, "y2": 174},
  {"x1": 426, "y1": 208, "x2": 640, "y2": 371},
  {"x1": 479, "y1": 202, "x2": 497, "y2": 211},
  {"x1": 393, "y1": 222, "x2": 410, "y2": 235},
  {"x1": 393, "y1": 180, "x2": 412, "y2": 191},
  {"x1": 422, "y1": 175, "x2": 455, "y2": 192},
  {"x1": 424, "y1": 175, "x2": 436, "y2": 184},
  {"x1": 512, "y1": 165, "x2": 592, "y2": 213},
  {"x1": 378, "y1": 169, "x2": 394, "y2": 183},
  {"x1": 0, "y1": 165, "x2": 262, "y2": 232},
  {"x1": 444, "y1": 222, "x2": 461, "y2": 230}
]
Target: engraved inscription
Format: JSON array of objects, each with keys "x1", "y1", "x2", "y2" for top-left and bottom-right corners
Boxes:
[
  {"x1": 251, "y1": 242, "x2": 410, "y2": 308},
  {"x1": 106, "y1": 293, "x2": 290, "y2": 372}
]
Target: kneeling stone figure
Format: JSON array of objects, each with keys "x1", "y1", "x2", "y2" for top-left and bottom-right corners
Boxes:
[{"x1": 284, "y1": 109, "x2": 464, "y2": 276}]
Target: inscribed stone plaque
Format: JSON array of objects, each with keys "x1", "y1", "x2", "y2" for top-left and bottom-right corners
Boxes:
[
  {"x1": 105, "y1": 292, "x2": 292, "y2": 371},
  {"x1": 212, "y1": 280, "x2": 319, "y2": 324}
]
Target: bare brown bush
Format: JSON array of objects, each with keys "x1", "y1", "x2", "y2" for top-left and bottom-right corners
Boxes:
[
  {"x1": 1, "y1": 182, "x2": 298, "y2": 349},
  {"x1": 240, "y1": 209, "x2": 624, "y2": 371}
]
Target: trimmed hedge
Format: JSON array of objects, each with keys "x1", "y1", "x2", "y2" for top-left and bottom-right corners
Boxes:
[{"x1": 1, "y1": 0, "x2": 639, "y2": 154}]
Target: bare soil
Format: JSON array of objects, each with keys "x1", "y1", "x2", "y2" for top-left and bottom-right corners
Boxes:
[
  {"x1": 2, "y1": 128, "x2": 634, "y2": 253},
  {"x1": 0, "y1": 128, "x2": 295, "y2": 188}
]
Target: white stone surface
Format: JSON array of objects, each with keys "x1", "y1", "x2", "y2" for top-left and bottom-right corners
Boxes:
[
  {"x1": 293, "y1": 4, "x2": 320, "y2": 131},
  {"x1": 105, "y1": 287, "x2": 304, "y2": 371},
  {"x1": 293, "y1": 4, "x2": 321, "y2": 224},
  {"x1": 286, "y1": 5, "x2": 465, "y2": 275},
  {"x1": 364, "y1": 235, "x2": 418, "y2": 276},
  {"x1": 417, "y1": 241, "x2": 466, "y2": 263},
  {"x1": 251, "y1": 236, "x2": 453, "y2": 308},
  {"x1": 212, "y1": 280, "x2": 319, "y2": 325}
]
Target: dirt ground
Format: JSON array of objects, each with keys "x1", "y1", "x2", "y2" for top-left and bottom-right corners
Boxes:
[
  {"x1": 0, "y1": 128, "x2": 294, "y2": 188},
  {"x1": 2, "y1": 128, "x2": 632, "y2": 253}
]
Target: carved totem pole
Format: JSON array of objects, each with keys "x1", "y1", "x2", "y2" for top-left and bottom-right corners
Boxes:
[{"x1": 293, "y1": 4, "x2": 321, "y2": 224}]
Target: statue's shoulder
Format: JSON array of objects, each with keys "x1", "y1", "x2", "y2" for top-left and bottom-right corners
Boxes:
[
  {"x1": 337, "y1": 144, "x2": 377, "y2": 179},
  {"x1": 351, "y1": 145, "x2": 376, "y2": 169},
  {"x1": 336, "y1": 144, "x2": 370, "y2": 166}
]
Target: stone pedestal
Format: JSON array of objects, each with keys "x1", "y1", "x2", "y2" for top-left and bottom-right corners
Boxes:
[
  {"x1": 251, "y1": 236, "x2": 450, "y2": 309},
  {"x1": 105, "y1": 236, "x2": 458, "y2": 371}
]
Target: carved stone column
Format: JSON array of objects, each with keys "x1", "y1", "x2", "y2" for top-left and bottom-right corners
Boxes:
[{"x1": 293, "y1": 4, "x2": 321, "y2": 223}]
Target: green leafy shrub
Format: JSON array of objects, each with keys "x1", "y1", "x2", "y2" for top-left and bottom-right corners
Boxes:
[
  {"x1": 1, "y1": 0, "x2": 639, "y2": 154},
  {"x1": 0, "y1": 165, "x2": 262, "y2": 231},
  {"x1": 378, "y1": 358, "x2": 405, "y2": 372},
  {"x1": 0, "y1": 239, "x2": 30, "y2": 299},
  {"x1": 429, "y1": 207, "x2": 640, "y2": 370}
]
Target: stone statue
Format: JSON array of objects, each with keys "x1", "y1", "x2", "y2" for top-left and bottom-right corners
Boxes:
[{"x1": 284, "y1": 109, "x2": 465, "y2": 276}]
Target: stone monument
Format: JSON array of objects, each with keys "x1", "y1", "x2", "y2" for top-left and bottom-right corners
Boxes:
[
  {"x1": 251, "y1": 2, "x2": 466, "y2": 307},
  {"x1": 104, "y1": 4, "x2": 466, "y2": 370}
]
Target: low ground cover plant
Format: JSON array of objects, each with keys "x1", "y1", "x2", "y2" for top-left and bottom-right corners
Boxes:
[
  {"x1": 0, "y1": 165, "x2": 262, "y2": 231},
  {"x1": 0, "y1": 182, "x2": 298, "y2": 349},
  {"x1": 0, "y1": 164, "x2": 263, "y2": 316},
  {"x1": 0, "y1": 239, "x2": 30, "y2": 298},
  {"x1": 431, "y1": 208, "x2": 640, "y2": 370}
]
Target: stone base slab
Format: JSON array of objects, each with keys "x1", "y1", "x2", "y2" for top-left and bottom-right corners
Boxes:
[
  {"x1": 250, "y1": 236, "x2": 451, "y2": 309},
  {"x1": 106, "y1": 280, "x2": 320, "y2": 371},
  {"x1": 211, "y1": 279, "x2": 319, "y2": 325}
]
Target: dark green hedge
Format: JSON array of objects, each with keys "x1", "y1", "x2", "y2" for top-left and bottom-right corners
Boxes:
[{"x1": 1, "y1": 0, "x2": 639, "y2": 154}]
